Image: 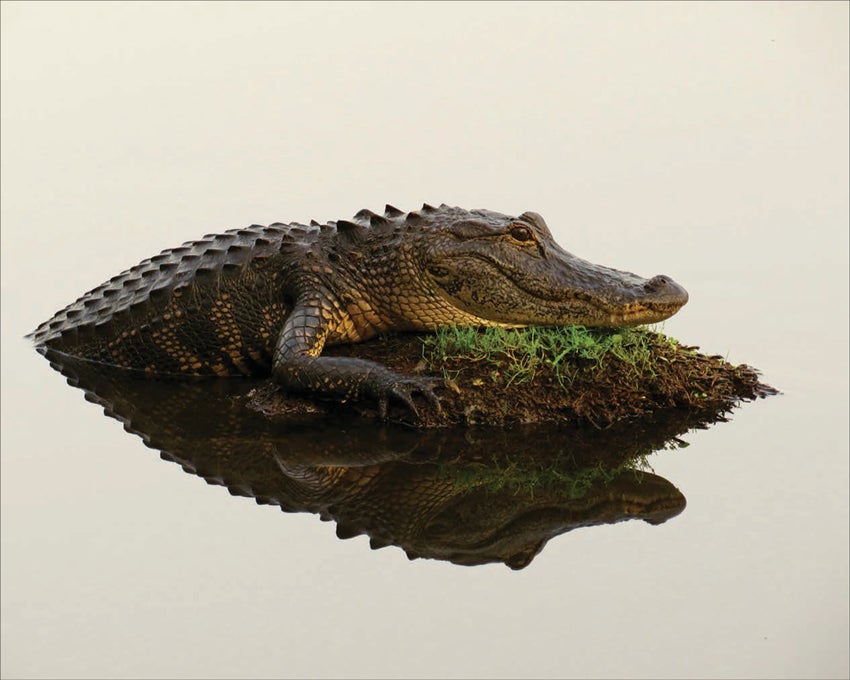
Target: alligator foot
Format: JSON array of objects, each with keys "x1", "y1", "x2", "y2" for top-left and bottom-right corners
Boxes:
[{"x1": 271, "y1": 355, "x2": 443, "y2": 426}]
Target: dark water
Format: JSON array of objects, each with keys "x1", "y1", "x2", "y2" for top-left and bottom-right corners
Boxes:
[
  {"x1": 3, "y1": 4, "x2": 847, "y2": 678},
  {"x1": 37, "y1": 349, "x2": 708, "y2": 570}
]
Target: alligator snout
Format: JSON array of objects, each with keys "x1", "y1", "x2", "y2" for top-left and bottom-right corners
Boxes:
[{"x1": 643, "y1": 275, "x2": 689, "y2": 307}]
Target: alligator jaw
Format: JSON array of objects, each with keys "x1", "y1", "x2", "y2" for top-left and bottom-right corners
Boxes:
[
  {"x1": 506, "y1": 264, "x2": 690, "y2": 328},
  {"x1": 604, "y1": 301, "x2": 688, "y2": 327},
  {"x1": 435, "y1": 252, "x2": 690, "y2": 329},
  {"x1": 595, "y1": 277, "x2": 690, "y2": 326}
]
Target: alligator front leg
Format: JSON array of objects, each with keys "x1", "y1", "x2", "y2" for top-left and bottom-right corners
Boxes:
[{"x1": 271, "y1": 302, "x2": 439, "y2": 422}]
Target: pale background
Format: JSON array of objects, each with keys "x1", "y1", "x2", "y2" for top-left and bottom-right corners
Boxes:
[{"x1": 2, "y1": 2, "x2": 848, "y2": 679}]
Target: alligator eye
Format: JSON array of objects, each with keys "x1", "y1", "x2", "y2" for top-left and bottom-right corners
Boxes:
[
  {"x1": 428, "y1": 266, "x2": 450, "y2": 278},
  {"x1": 509, "y1": 225, "x2": 534, "y2": 243}
]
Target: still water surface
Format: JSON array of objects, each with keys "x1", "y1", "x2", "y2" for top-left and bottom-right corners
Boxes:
[
  {"x1": 2, "y1": 3, "x2": 847, "y2": 678},
  {"x1": 36, "y1": 349, "x2": 710, "y2": 570}
]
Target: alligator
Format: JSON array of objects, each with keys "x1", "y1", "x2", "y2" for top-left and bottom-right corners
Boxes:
[{"x1": 28, "y1": 204, "x2": 688, "y2": 419}]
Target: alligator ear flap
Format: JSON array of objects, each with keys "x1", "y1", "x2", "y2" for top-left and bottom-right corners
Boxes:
[{"x1": 384, "y1": 204, "x2": 404, "y2": 217}]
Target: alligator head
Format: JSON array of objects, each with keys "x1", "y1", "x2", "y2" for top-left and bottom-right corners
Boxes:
[{"x1": 390, "y1": 205, "x2": 688, "y2": 328}]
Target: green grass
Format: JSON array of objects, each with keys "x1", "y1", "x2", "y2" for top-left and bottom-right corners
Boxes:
[
  {"x1": 421, "y1": 324, "x2": 672, "y2": 388},
  {"x1": 439, "y1": 452, "x2": 655, "y2": 499}
]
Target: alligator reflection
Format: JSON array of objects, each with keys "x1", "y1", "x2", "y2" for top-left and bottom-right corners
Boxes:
[{"x1": 41, "y1": 349, "x2": 731, "y2": 569}]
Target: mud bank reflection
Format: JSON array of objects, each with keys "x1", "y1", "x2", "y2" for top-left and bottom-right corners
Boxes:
[{"x1": 40, "y1": 349, "x2": 747, "y2": 569}]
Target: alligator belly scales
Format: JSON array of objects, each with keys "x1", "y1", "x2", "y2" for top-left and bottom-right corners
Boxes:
[{"x1": 29, "y1": 204, "x2": 688, "y2": 419}]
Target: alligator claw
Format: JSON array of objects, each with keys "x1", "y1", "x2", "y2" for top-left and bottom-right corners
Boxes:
[{"x1": 378, "y1": 376, "x2": 442, "y2": 426}]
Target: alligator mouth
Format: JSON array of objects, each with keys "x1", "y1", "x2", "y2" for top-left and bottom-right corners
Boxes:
[
  {"x1": 505, "y1": 269, "x2": 689, "y2": 326},
  {"x1": 604, "y1": 301, "x2": 687, "y2": 326},
  {"x1": 435, "y1": 250, "x2": 688, "y2": 328}
]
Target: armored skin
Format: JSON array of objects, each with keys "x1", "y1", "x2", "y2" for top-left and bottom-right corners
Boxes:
[{"x1": 28, "y1": 204, "x2": 688, "y2": 418}]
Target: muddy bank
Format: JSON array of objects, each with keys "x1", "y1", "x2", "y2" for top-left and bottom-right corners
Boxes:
[{"x1": 249, "y1": 327, "x2": 778, "y2": 427}]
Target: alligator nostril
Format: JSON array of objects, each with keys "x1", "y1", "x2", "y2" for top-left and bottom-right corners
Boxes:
[
  {"x1": 644, "y1": 275, "x2": 688, "y2": 304},
  {"x1": 645, "y1": 275, "x2": 669, "y2": 292}
]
